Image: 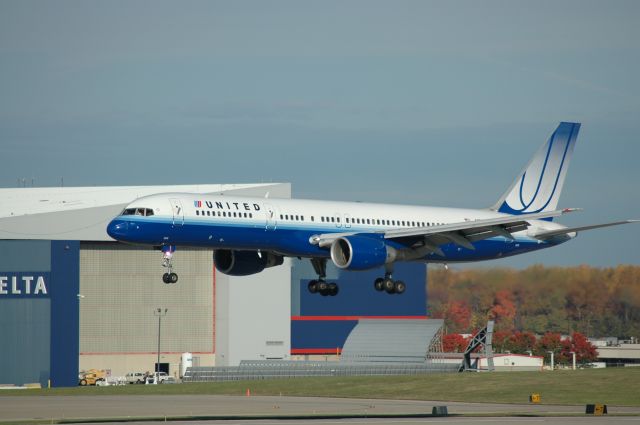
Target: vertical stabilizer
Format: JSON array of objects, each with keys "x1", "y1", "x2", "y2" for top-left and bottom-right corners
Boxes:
[{"x1": 492, "y1": 122, "x2": 580, "y2": 216}]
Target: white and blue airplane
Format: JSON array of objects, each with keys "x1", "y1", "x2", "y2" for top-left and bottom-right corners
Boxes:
[{"x1": 107, "y1": 122, "x2": 637, "y2": 296}]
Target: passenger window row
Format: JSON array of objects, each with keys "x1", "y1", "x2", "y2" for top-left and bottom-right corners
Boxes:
[
  {"x1": 277, "y1": 213, "x2": 444, "y2": 228},
  {"x1": 196, "y1": 210, "x2": 253, "y2": 219},
  {"x1": 343, "y1": 216, "x2": 444, "y2": 227},
  {"x1": 280, "y1": 214, "x2": 306, "y2": 221}
]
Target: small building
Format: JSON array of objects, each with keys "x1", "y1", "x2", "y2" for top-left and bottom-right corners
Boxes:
[
  {"x1": 439, "y1": 353, "x2": 544, "y2": 372},
  {"x1": 596, "y1": 342, "x2": 640, "y2": 367},
  {"x1": 478, "y1": 354, "x2": 543, "y2": 372}
]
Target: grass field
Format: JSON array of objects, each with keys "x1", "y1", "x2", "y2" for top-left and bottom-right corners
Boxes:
[{"x1": 2, "y1": 367, "x2": 639, "y2": 406}]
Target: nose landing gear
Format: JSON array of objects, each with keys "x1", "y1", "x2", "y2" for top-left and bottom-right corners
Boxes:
[{"x1": 161, "y1": 245, "x2": 178, "y2": 284}]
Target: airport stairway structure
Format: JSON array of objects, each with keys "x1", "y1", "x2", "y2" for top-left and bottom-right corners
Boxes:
[
  {"x1": 459, "y1": 320, "x2": 495, "y2": 372},
  {"x1": 183, "y1": 319, "x2": 458, "y2": 382}
]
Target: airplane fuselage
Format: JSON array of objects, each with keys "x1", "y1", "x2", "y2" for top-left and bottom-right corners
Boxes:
[{"x1": 107, "y1": 193, "x2": 569, "y2": 263}]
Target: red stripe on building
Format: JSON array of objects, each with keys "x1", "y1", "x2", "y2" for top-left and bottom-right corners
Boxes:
[
  {"x1": 291, "y1": 315, "x2": 429, "y2": 321},
  {"x1": 80, "y1": 351, "x2": 213, "y2": 355},
  {"x1": 291, "y1": 348, "x2": 342, "y2": 355}
]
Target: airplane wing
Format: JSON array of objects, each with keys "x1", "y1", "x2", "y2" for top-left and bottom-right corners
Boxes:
[
  {"x1": 310, "y1": 209, "x2": 576, "y2": 255},
  {"x1": 531, "y1": 220, "x2": 640, "y2": 240}
]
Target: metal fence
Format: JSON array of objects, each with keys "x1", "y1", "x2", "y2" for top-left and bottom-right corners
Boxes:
[{"x1": 183, "y1": 360, "x2": 459, "y2": 382}]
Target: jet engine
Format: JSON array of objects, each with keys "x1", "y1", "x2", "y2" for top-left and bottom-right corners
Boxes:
[
  {"x1": 330, "y1": 236, "x2": 395, "y2": 270},
  {"x1": 214, "y1": 250, "x2": 284, "y2": 276}
]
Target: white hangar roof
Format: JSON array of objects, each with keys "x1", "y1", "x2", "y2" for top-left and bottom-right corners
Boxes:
[{"x1": 0, "y1": 183, "x2": 290, "y2": 241}]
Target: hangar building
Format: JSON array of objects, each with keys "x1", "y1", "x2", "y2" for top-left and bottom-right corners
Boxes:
[
  {"x1": 0, "y1": 183, "x2": 427, "y2": 387},
  {"x1": 0, "y1": 183, "x2": 291, "y2": 387}
]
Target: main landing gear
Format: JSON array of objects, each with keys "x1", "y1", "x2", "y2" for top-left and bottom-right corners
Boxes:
[
  {"x1": 307, "y1": 258, "x2": 339, "y2": 297},
  {"x1": 161, "y1": 245, "x2": 178, "y2": 284},
  {"x1": 305, "y1": 258, "x2": 406, "y2": 296},
  {"x1": 373, "y1": 271, "x2": 406, "y2": 295}
]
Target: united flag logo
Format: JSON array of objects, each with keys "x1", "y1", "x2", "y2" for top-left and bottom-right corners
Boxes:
[{"x1": 194, "y1": 200, "x2": 202, "y2": 208}]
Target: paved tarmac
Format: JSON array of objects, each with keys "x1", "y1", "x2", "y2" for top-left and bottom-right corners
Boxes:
[
  {"x1": 75, "y1": 418, "x2": 640, "y2": 425},
  {"x1": 0, "y1": 395, "x2": 638, "y2": 423}
]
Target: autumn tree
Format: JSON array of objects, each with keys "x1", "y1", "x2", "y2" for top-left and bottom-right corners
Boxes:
[
  {"x1": 428, "y1": 265, "x2": 640, "y2": 338},
  {"x1": 490, "y1": 289, "x2": 517, "y2": 331},
  {"x1": 491, "y1": 330, "x2": 512, "y2": 353},
  {"x1": 534, "y1": 332, "x2": 563, "y2": 363},
  {"x1": 442, "y1": 334, "x2": 468, "y2": 352},
  {"x1": 560, "y1": 332, "x2": 598, "y2": 364},
  {"x1": 439, "y1": 300, "x2": 472, "y2": 333},
  {"x1": 508, "y1": 331, "x2": 537, "y2": 354}
]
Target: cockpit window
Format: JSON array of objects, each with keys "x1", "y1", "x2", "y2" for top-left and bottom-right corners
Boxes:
[{"x1": 121, "y1": 208, "x2": 154, "y2": 216}]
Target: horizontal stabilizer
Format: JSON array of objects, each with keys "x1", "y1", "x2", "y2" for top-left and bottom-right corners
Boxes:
[{"x1": 532, "y1": 220, "x2": 640, "y2": 240}]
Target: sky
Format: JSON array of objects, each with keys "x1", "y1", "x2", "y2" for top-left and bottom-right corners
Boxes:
[{"x1": 1, "y1": 0, "x2": 639, "y2": 268}]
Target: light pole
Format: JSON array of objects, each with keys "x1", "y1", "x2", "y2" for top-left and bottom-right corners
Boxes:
[
  {"x1": 154, "y1": 308, "x2": 168, "y2": 384},
  {"x1": 547, "y1": 351, "x2": 555, "y2": 371},
  {"x1": 570, "y1": 351, "x2": 576, "y2": 370}
]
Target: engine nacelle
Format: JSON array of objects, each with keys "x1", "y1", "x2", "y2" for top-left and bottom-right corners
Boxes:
[
  {"x1": 214, "y1": 250, "x2": 284, "y2": 276},
  {"x1": 330, "y1": 236, "x2": 394, "y2": 270}
]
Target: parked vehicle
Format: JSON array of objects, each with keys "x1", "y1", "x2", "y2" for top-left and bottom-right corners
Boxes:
[
  {"x1": 145, "y1": 372, "x2": 170, "y2": 384},
  {"x1": 96, "y1": 376, "x2": 127, "y2": 386},
  {"x1": 156, "y1": 372, "x2": 170, "y2": 383},
  {"x1": 78, "y1": 369, "x2": 106, "y2": 386},
  {"x1": 125, "y1": 372, "x2": 146, "y2": 384}
]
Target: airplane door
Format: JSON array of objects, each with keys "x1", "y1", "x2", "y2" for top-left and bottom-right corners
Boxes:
[
  {"x1": 264, "y1": 203, "x2": 277, "y2": 230},
  {"x1": 169, "y1": 198, "x2": 184, "y2": 226},
  {"x1": 344, "y1": 213, "x2": 352, "y2": 229}
]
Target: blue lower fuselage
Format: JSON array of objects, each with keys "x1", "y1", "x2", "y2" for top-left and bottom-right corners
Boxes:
[{"x1": 107, "y1": 216, "x2": 561, "y2": 263}]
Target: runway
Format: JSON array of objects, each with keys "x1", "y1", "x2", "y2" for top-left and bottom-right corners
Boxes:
[
  {"x1": 76, "y1": 418, "x2": 640, "y2": 425},
  {"x1": 0, "y1": 395, "x2": 639, "y2": 423}
]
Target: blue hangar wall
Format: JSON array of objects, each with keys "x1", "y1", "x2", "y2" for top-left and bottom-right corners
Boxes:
[
  {"x1": 291, "y1": 261, "x2": 427, "y2": 354},
  {"x1": 0, "y1": 240, "x2": 79, "y2": 387}
]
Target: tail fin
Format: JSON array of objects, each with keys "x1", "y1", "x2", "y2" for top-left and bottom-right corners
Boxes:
[{"x1": 491, "y1": 122, "x2": 580, "y2": 217}]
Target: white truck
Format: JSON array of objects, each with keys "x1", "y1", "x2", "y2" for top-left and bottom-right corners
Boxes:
[
  {"x1": 145, "y1": 372, "x2": 171, "y2": 384},
  {"x1": 125, "y1": 372, "x2": 146, "y2": 384}
]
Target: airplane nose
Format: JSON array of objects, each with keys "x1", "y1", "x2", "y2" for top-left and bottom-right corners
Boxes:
[{"x1": 107, "y1": 219, "x2": 129, "y2": 240}]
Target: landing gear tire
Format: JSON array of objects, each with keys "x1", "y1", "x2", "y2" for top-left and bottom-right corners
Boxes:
[
  {"x1": 310, "y1": 279, "x2": 338, "y2": 296},
  {"x1": 374, "y1": 278, "x2": 384, "y2": 292},
  {"x1": 394, "y1": 280, "x2": 406, "y2": 294},
  {"x1": 162, "y1": 272, "x2": 178, "y2": 284},
  {"x1": 383, "y1": 278, "x2": 396, "y2": 294},
  {"x1": 317, "y1": 281, "x2": 329, "y2": 294},
  {"x1": 308, "y1": 280, "x2": 318, "y2": 294}
]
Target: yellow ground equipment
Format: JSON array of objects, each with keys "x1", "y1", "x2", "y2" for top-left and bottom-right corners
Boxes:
[{"x1": 78, "y1": 369, "x2": 106, "y2": 386}]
